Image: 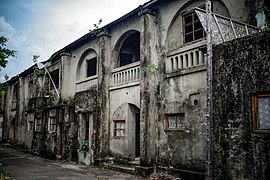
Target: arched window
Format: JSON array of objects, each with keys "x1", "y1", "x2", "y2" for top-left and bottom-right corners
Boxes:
[
  {"x1": 119, "y1": 32, "x2": 140, "y2": 67},
  {"x1": 76, "y1": 49, "x2": 97, "y2": 81},
  {"x1": 86, "y1": 57, "x2": 97, "y2": 77}
]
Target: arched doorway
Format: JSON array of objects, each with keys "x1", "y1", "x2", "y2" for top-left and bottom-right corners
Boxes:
[{"x1": 110, "y1": 103, "x2": 140, "y2": 158}]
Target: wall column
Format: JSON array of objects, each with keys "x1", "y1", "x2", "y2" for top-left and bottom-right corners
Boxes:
[
  {"x1": 96, "y1": 32, "x2": 111, "y2": 158},
  {"x1": 139, "y1": 9, "x2": 159, "y2": 167}
]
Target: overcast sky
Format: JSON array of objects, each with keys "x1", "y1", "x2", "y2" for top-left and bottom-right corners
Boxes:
[{"x1": 0, "y1": 0, "x2": 148, "y2": 82}]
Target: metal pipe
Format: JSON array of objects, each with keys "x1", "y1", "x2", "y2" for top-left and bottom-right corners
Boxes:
[{"x1": 206, "y1": 0, "x2": 213, "y2": 180}]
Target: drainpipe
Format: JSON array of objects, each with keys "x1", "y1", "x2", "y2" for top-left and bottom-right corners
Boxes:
[{"x1": 206, "y1": 0, "x2": 213, "y2": 180}]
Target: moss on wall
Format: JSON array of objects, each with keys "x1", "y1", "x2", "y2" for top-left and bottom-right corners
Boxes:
[{"x1": 212, "y1": 31, "x2": 270, "y2": 180}]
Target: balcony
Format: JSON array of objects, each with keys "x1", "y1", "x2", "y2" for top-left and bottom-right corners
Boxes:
[
  {"x1": 110, "y1": 62, "x2": 140, "y2": 90},
  {"x1": 166, "y1": 42, "x2": 206, "y2": 76}
]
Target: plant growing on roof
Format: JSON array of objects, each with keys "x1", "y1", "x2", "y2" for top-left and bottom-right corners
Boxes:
[{"x1": 89, "y1": 19, "x2": 103, "y2": 37}]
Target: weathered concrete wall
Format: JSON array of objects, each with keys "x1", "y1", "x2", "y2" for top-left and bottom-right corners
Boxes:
[
  {"x1": 212, "y1": 31, "x2": 270, "y2": 180},
  {"x1": 160, "y1": 71, "x2": 207, "y2": 173},
  {"x1": 75, "y1": 87, "x2": 98, "y2": 164}
]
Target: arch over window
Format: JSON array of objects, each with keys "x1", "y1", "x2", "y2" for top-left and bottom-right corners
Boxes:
[
  {"x1": 118, "y1": 31, "x2": 140, "y2": 67},
  {"x1": 76, "y1": 49, "x2": 97, "y2": 81},
  {"x1": 166, "y1": 0, "x2": 230, "y2": 52}
]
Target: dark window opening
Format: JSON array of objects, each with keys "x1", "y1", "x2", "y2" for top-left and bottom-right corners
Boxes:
[
  {"x1": 28, "y1": 121, "x2": 33, "y2": 131},
  {"x1": 12, "y1": 84, "x2": 18, "y2": 101},
  {"x1": 50, "y1": 69, "x2": 59, "y2": 89},
  {"x1": 120, "y1": 53, "x2": 133, "y2": 67},
  {"x1": 85, "y1": 118, "x2": 89, "y2": 141},
  {"x1": 87, "y1": 57, "x2": 97, "y2": 77},
  {"x1": 183, "y1": 11, "x2": 205, "y2": 43},
  {"x1": 252, "y1": 94, "x2": 270, "y2": 133},
  {"x1": 35, "y1": 118, "x2": 42, "y2": 132},
  {"x1": 119, "y1": 32, "x2": 140, "y2": 67}
]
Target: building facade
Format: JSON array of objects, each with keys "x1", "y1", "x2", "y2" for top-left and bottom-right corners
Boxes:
[{"x1": 1, "y1": 0, "x2": 268, "y2": 179}]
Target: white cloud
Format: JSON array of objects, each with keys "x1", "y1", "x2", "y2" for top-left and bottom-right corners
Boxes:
[
  {"x1": 0, "y1": 16, "x2": 16, "y2": 35},
  {"x1": 0, "y1": 0, "x2": 148, "y2": 82}
]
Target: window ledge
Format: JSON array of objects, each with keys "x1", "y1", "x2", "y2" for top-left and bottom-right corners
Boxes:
[
  {"x1": 165, "y1": 129, "x2": 190, "y2": 133},
  {"x1": 76, "y1": 75, "x2": 98, "y2": 84},
  {"x1": 112, "y1": 61, "x2": 140, "y2": 73},
  {"x1": 109, "y1": 81, "x2": 140, "y2": 91},
  {"x1": 113, "y1": 136, "x2": 126, "y2": 139}
]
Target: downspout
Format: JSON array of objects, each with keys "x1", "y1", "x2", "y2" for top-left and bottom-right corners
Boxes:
[{"x1": 206, "y1": 0, "x2": 213, "y2": 180}]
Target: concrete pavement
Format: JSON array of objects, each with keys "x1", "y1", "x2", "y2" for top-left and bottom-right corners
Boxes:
[{"x1": 0, "y1": 146, "x2": 146, "y2": 180}]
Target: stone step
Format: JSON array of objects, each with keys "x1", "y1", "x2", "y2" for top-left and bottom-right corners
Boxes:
[{"x1": 107, "y1": 164, "x2": 136, "y2": 175}]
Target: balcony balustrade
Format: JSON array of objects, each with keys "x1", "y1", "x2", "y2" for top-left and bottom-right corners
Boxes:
[{"x1": 110, "y1": 62, "x2": 140, "y2": 87}]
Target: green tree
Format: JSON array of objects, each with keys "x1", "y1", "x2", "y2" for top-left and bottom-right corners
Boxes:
[
  {"x1": 0, "y1": 36, "x2": 15, "y2": 97},
  {"x1": 0, "y1": 36, "x2": 16, "y2": 70}
]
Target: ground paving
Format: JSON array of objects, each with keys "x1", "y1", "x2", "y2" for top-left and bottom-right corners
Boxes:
[{"x1": 0, "y1": 146, "x2": 146, "y2": 180}]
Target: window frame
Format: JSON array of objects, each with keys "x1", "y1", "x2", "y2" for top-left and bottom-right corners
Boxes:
[
  {"x1": 164, "y1": 113, "x2": 185, "y2": 130},
  {"x1": 48, "y1": 117, "x2": 57, "y2": 132},
  {"x1": 182, "y1": 10, "x2": 205, "y2": 44},
  {"x1": 114, "y1": 120, "x2": 126, "y2": 137},
  {"x1": 35, "y1": 118, "x2": 42, "y2": 132},
  {"x1": 252, "y1": 93, "x2": 270, "y2": 133}
]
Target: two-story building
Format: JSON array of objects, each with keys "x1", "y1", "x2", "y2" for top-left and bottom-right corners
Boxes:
[{"x1": 1, "y1": 0, "x2": 267, "y2": 179}]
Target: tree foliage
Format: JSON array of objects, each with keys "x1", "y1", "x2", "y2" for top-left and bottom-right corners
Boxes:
[{"x1": 0, "y1": 36, "x2": 16, "y2": 70}]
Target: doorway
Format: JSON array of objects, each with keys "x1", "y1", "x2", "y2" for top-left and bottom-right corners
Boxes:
[{"x1": 135, "y1": 113, "x2": 140, "y2": 157}]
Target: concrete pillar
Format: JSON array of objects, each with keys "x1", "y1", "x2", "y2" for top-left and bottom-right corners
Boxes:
[
  {"x1": 139, "y1": 8, "x2": 159, "y2": 167},
  {"x1": 96, "y1": 32, "x2": 111, "y2": 158},
  {"x1": 60, "y1": 52, "x2": 71, "y2": 99}
]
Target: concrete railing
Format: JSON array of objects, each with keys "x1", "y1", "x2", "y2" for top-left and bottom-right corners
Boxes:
[
  {"x1": 166, "y1": 45, "x2": 206, "y2": 73},
  {"x1": 111, "y1": 62, "x2": 140, "y2": 86},
  {"x1": 76, "y1": 76, "x2": 98, "y2": 92}
]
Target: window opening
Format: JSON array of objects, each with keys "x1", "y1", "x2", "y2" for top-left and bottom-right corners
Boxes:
[
  {"x1": 85, "y1": 118, "x2": 89, "y2": 141},
  {"x1": 35, "y1": 118, "x2": 42, "y2": 132},
  {"x1": 183, "y1": 11, "x2": 205, "y2": 43},
  {"x1": 252, "y1": 94, "x2": 270, "y2": 133},
  {"x1": 165, "y1": 113, "x2": 185, "y2": 129},
  {"x1": 48, "y1": 117, "x2": 57, "y2": 132},
  {"x1": 50, "y1": 69, "x2": 59, "y2": 89},
  {"x1": 12, "y1": 83, "x2": 18, "y2": 101},
  {"x1": 114, "y1": 120, "x2": 126, "y2": 137},
  {"x1": 28, "y1": 120, "x2": 33, "y2": 131},
  {"x1": 87, "y1": 57, "x2": 97, "y2": 77},
  {"x1": 119, "y1": 32, "x2": 140, "y2": 67}
]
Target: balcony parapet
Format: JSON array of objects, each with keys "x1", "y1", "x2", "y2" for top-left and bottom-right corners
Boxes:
[
  {"x1": 166, "y1": 42, "x2": 206, "y2": 74},
  {"x1": 110, "y1": 62, "x2": 140, "y2": 88}
]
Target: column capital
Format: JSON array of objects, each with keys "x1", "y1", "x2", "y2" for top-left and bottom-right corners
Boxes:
[
  {"x1": 138, "y1": 8, "x2": 156, "y2": 17},
  {"x1": 60, "y1": 52, "x2": 71, "y2": 57}
]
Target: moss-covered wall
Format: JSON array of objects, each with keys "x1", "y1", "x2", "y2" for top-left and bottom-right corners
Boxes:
[{"x1": 212, "y1": 31, "x2": 270, "y2": 180}]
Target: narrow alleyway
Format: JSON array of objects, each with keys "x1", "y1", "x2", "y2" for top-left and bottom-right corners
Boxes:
[{"x1": 0, "y1": 146, "x2": 146, "y2": 180}]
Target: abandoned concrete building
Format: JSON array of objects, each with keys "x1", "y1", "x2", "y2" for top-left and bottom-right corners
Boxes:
[{"x1": 1, "y1": 0, "x2": 270, "y2": 179}]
